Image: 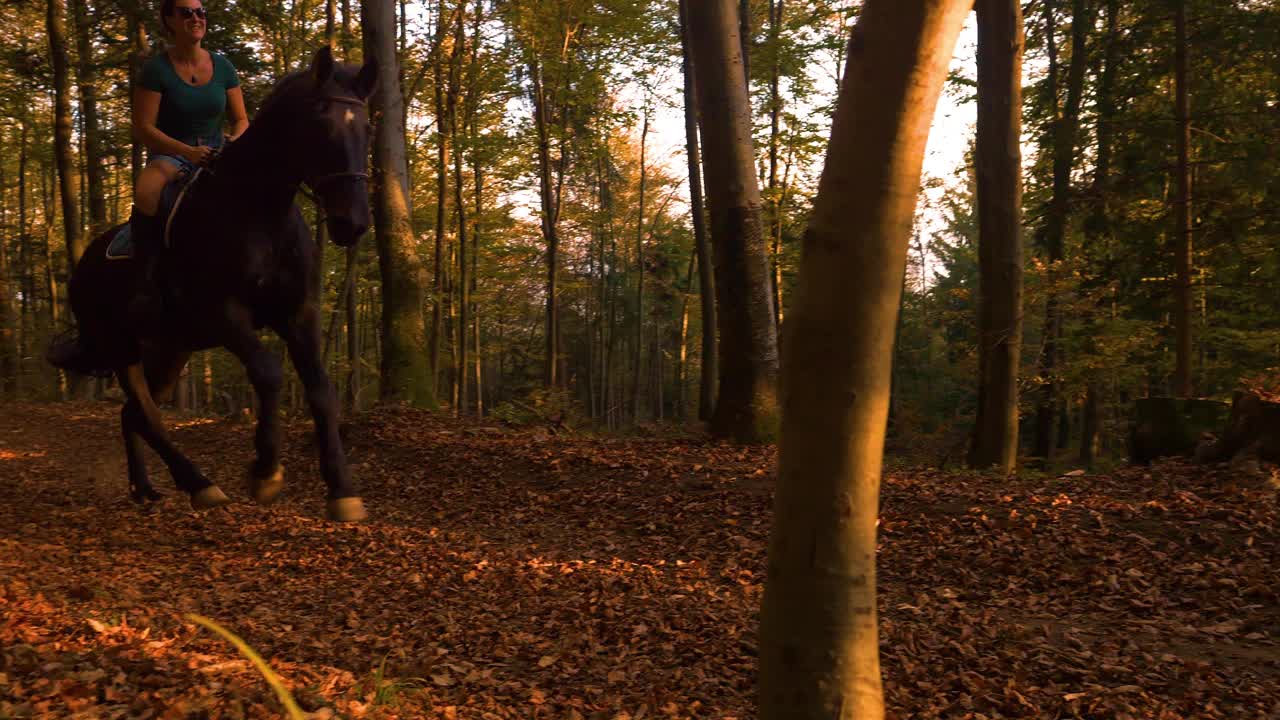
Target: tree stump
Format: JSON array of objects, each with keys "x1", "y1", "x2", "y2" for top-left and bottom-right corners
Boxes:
[
  {"x1": 1128, "y1": 397, "x2": 1229, "y2": 464},
  {"x1": 1194, "y1": 391, "x2": 1280, "y2": 467}
]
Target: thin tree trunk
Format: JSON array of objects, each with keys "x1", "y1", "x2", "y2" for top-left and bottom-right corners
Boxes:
[
  {"x1": 678, "y1": 0, "x2": 718, "y2": 423},
  {"x1": 766, "y1": 0, "x2": 785, "y2": 329},
  {"x1": 687, "y1": 0, "x2": 780, "y2": 443},
  {"x1": 531, "y1": 57, "x2": 561, "y2": 388},
  {"x1": 47, "y1": 0, "x2": 84, "y2": 271},
  {"x1": 1033, "y1": 0, "x2": 1089, "y2": 459},
  {"x1": 758, "y1": 2, "x2": 971, "y2": 715},
  {"x1": 451, "y1": 5, "x2": 469, "y2": 416},
  {"x1": 1080, "y1": 0, "x2": 1120, "y2": 466},
  {"x1": 345, "y1": 245, "x2": 359, "y2": 411},
  {"x1": 632, "y1": 108, "x2": 649, "y2": 423},
  {"x1": 968, "y1": 0, "x2": 1024, "y2": 475},
  {"x1": 1172, "y1": 0, "x2": 1193, "y2": 397},
  {"x1": 364, "y1": 0, "x2": 433, "y2": 405},
  {"x1": 429, "y1": 0, "x2": 451, "y2": 399},
  {"x1": 0, "y1": 163, "x2": 16, "y2": 400},
  {"x1": 127, "y1": 3, "x2": 148, "y2": 184},
  {"x1": 70, "y1": 0, "x2": 106, "y2": 239}
]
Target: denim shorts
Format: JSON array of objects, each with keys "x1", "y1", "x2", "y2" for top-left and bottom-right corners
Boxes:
[{"x1": 148, "y1": 137, "x2": 224, "y2": 173}]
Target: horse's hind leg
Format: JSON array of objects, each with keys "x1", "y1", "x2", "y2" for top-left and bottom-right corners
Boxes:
[
  {"x1": 116, "y1": 362, "x2": 229, "y2": 510},
  {"x1": 278, "y1": 304, "x2": 365, "y2": 522},
  {"x1": 221, "y1": 306, "x2": 286, "y2": 505}
]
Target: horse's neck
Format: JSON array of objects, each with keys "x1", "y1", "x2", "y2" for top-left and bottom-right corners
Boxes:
[{"x1": 209, "y1": 119, "x2": 300, "y2": 218}]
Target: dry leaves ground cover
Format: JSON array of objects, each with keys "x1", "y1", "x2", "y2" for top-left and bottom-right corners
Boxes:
[{"x1": 1, "y1": 401, "x2": 1278, "y2": 719}]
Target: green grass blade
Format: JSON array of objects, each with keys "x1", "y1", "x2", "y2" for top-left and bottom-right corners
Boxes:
[{"x1": 186, "y1": 613, "x2": 306, "y2": 720}]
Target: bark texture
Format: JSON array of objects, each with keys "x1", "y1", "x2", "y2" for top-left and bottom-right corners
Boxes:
[
  {"x1": 757, "y1": 1, "x2": 971, "y2": 716},
  {"x1": 1033, "y1": 0, "x2": 1089, "y2": 459},
  {"x1": 364, "y1": 0, "x2": 433, "y2": 405},
  {"x1": 1173, "y1": 0, "x2": 1194, "y2": 397},
  {"x1": 46, "y1": 0, "x2": 84, "y2": 270},
  {"x1": 968, "y1": 0, "x2": 1024, "y2": 474},
  {"x1": 686, "y1": 0, "x2": 780, "y2": 443},
  {"x1": 677, "y1": 0, "x2": 718, "y2": 422},
  {"x1": 70, "y1": 0, "x2": 106, "y2": 237}
]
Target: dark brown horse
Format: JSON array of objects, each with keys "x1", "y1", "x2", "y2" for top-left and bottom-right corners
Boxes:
[{"x1": 49, "y1": 47, "x2": 377, "y2": 522}]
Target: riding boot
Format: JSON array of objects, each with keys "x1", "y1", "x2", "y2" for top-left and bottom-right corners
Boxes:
[{"x1": 127, "y1": 206, "x2": 165, "y2": 328}]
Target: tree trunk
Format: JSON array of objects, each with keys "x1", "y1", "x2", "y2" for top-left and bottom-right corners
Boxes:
[
  {"x1": 766, "y1": 0, "x2": 785, "y2": 329},
  {"x1": 0, "y1": 163, "x2": 16, "y2": 400},
  {"x1": 758, "y1": 2, "x2": 971, "y2": 715},
  {"x1": 1079, "y1": 0, "x2": 1120, "y2": 465},
  {"x1": 687, "y1": 0, "x2": 780, "y2": 443},
  {"x1": 632, "y1": 108, "x2": 649, "y2": 423},
  {"x1": 364, "y1": 0, "x2": 433, "y2": 405},
  {"x1": 452, "y1": 4, "x2": 469, "y2": 416},
  {"x1": 429, "y1": 0, "x2": 450, "y2": 400},
  {"x1": 344, "y1": 244, "x2": 360, "y2": 411},
  {"x1": 1172, "y1": 0, "x2": 1193, "y2": 397},
  {"x1": 70, "y1": 0, "x2": 106, "y2": 238},
  {"x1": 47, "y1": 0, "x2": 84, "y2": 270},
  {"x1": 968, "y1": 0, "x2": 1024, "y2": 475},
  {"x1": 530, "y1": 58, "x2": 562, "y2": 388},
  {"x1": 126, "y1": 2, "x2": 148, "y2": 184},
  {"x1": 677, "y1": 0, "x2": 718, "y2": 423},
  {"x1": 1033, "y1": 0, "x2": 1089, "y2": 459}
]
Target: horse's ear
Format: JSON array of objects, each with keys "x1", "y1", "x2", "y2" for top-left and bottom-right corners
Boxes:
[
  {"x1": 354, "y1": 57, "x2": 379, "y2": 100},
  {"x1": 310, "y1": 45, "x2": 335, "y2": 86}
]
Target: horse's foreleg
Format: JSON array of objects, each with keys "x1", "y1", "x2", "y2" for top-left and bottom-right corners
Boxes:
[
  {"x1": 116, "y1": 363, "x2": 228, "y2": 510},
  {"x1": 279, "y1": 304, "x2": 365, "y2": 522},
  {"x1": 222, "y1": 310, "x2": 286, "y2": 505},
  {"x1": 121, "y1": 404, "x2": 161, "y2": 503}
]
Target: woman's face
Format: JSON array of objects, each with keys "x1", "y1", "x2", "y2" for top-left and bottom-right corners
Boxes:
[{"x1": 166, "y1": 1, "x2": 207, "y2": 43}]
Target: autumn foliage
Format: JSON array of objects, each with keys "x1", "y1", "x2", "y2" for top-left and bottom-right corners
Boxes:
[{"x1": 0, "y1": 403, "x2": 1277, "y2": 717}]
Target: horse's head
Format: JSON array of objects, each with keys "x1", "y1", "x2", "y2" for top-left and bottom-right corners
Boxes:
[{"x1": 300, "y1": 46, "x2": 378, "y2": 247}]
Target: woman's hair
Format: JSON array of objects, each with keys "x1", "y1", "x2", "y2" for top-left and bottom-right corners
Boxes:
[{"x1": 158, "y1": 0, "x2": 177, "y2": 36}]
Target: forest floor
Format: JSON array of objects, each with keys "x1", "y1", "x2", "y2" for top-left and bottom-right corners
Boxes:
[{"x1": 1, "y1": 402, "x2": 1278, "y2": 719}]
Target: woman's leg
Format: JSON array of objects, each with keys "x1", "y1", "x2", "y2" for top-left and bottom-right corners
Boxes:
[
  {"x1": 129, "y1": 159, "x2": 182, "y2": 325},
  {"x1": 134, "y1": 159, "x2": 180, "y2": 216}
]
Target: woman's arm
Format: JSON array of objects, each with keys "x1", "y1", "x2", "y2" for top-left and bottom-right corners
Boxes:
[
  {"x1": 225, "y1": 86, "x2": 249, "y2": 140},
  {"x1": 132, "y1": 87, "x2": 209, "y2": 163}
]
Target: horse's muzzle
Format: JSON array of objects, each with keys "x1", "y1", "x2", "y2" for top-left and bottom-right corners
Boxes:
[{"x1": 326, "y1": 216, "x2": 367, "y2": 247}]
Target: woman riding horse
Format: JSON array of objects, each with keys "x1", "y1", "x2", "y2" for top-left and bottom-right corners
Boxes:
[
  {"x1": 131, "y1": 0, "x2": 248, "y2": 323},
  {"x1": 50, "y1": 47, "x2": 377, "y2": 522}
]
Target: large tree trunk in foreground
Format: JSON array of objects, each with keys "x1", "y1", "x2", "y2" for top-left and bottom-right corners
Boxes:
[
  {"x1": 364, "y1": 0, "x2": 433, "y2": 405},
  {"x1": 686, "y1": 0, "x2": 780, "y2": 443},
  {"x1": 968, "y1": 0, "x2": 1024, "y2": 474},
  {"x1": 47, "y1": 0, "x2": 84, "y2": 271},
  {"x1": 677, "y1": 0, "x2": 718, "y2": 422},
  {"x1": 1172, "y1": 0, "x2": 1194, "y2": 397},
  {"x1": 757, "y1": 1, "x2": 970, "y2": 716}
]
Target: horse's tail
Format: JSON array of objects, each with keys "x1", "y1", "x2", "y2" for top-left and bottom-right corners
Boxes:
[{"x1": 46, "y1": 329, "x2": 115, "y2": 378}]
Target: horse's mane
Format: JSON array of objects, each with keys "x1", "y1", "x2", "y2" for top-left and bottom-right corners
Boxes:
[
  {"x1": 253, "y1": 63, "x2": 366, "y2": 122},
  {"x1": 252, "y1": 69, "x2": 315, "y2": 121}
]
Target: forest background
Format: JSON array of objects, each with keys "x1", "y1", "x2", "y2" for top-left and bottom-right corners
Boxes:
[{"x1": 1, "y1": 0, "x2": 1277, "y2": 467}]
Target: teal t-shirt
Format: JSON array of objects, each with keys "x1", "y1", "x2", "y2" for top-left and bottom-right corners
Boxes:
[{"x1": 139, "y1": 51, "x2": 240, "y2": 147}]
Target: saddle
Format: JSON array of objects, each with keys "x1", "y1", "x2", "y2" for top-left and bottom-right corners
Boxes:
[{"x1": 105, "y1": 167, "x2": 204, "y2": 261}]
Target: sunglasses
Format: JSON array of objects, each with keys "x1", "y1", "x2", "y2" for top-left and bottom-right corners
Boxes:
[{"x1": 171, "y1": 6, "x2": 207, "y2": 19}]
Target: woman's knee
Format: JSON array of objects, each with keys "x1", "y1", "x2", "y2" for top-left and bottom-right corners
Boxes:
[{"x1": 134, "y1": 164, "x2": 174, "y2": 214}]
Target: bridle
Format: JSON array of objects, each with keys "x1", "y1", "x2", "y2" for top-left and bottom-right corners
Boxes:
[{"x1": 304, "y1": 95, "x2": 371, "y2": 194}]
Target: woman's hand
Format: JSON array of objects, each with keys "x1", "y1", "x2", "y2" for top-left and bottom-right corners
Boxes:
[{"x1": 182, "y1": 144, "x2": 215, "y2": 166}]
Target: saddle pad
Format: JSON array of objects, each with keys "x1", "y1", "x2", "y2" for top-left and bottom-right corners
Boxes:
[
  {"x1": 103, "y1": 167, "x2": 203, "y2": 262},
  {"x1": 105, "y1": 224, "x2": 133, "y2": 261}
]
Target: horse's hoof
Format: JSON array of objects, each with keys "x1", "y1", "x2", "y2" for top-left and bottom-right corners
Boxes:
[
  {"x1": 248, "y1": 464, "x2": 285, "y2": 505},
  {"x1": 190, "y1": 485, "x2": 232, "y2": 511},
  {"x1": 326, "y1": 497, "x2": 367, "y2": 523},
  {"x1": 130, "y1": 487, "x2": 163, "y2": 504}
]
